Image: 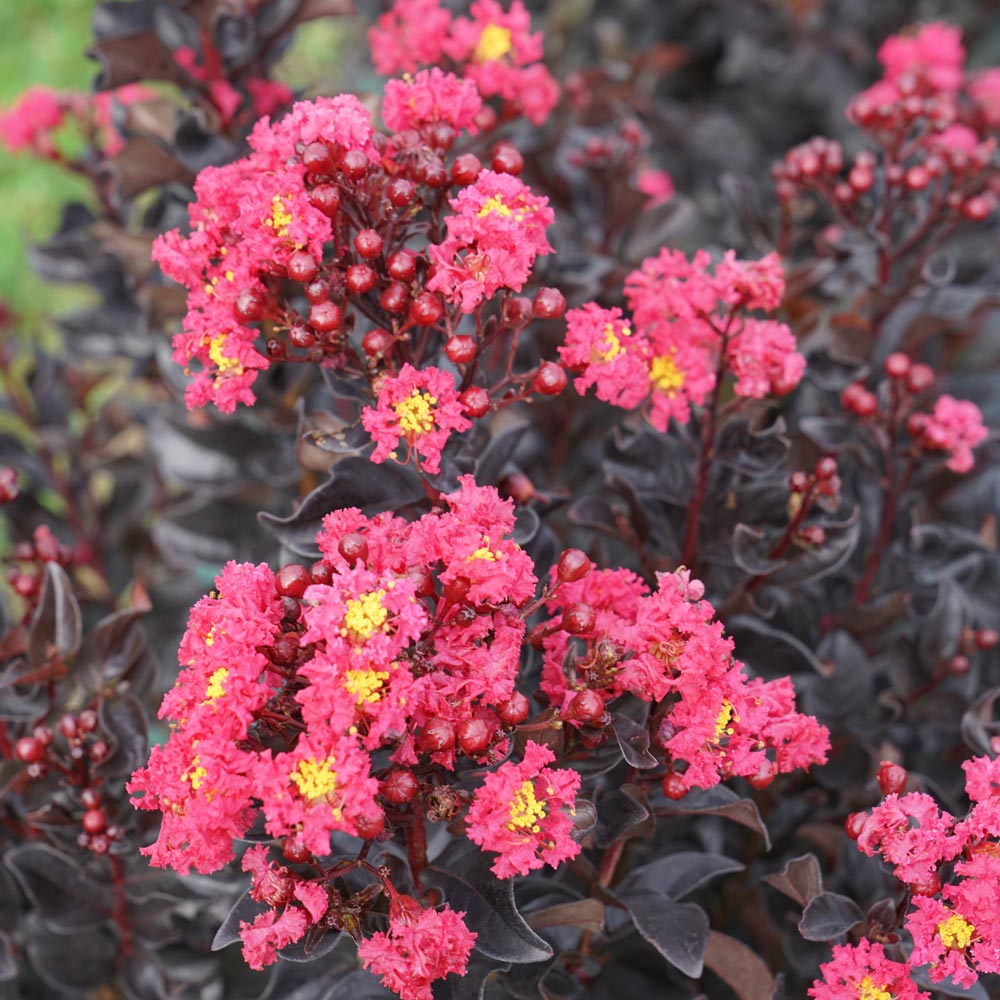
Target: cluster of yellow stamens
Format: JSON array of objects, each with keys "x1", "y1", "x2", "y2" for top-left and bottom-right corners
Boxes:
[
  {"x1": 393, "y1": 390, "x2": 437, "y2": 437},
  {"x1": 650, "y1": 353, "x2": 685, "y2": 396},
  {"x1": 475, "y1": 24, "x2": 513, "y2": 62},
  {"x1": 341, "y1": 590, "x2": 389, "y2": 642},
  {"x1": 507, "y1": 779, "x2": 547, "y2": 833},
  {"x1": 291, "y1": 756, "x2": 341, "y2": 816}
]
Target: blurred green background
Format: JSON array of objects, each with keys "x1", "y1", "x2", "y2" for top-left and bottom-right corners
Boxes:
[{"x1": 0, "y1": 0, "x2": 363, "y2": 338}]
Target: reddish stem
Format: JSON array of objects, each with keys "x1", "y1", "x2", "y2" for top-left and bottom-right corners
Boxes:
[{"x1": 405, "y1": 806, "x2": 428, "y2": 890}]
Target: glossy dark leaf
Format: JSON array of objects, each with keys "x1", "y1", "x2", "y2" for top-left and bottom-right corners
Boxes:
[
  {"x1": 474, "y1": 426, "x2": 528, "y2": 487},
  {"x1": 909, "y1": 967, "x2": 990, "y2": 999},
  {"x1": 797, "y1": 892, "x2": 864, "y2": 941},
  {"x1": 762, "y1": 854, "x2": 824, "y2": 908},
  {"x1": 212, "y1": 888, "x2": 268, "y2": 951},
  {"x1": 524, "y1": 899, "x2": 605, "y2": 935},
  {"x1": 593, "y1": 784, "x2": 651, "y2": 848},
  {"x1": 76, "y1": 606, "x2": 154, "y2": 693},
  {"x1": 961, "y1": 686, "x2": 1000, "y2": 757},
  {"x1": 95, "y1": 693, "x2": 149, "y2": 779},
  {"x1": 624, "y1": 888, "x2": 709, "y2": 978},
  {"x1": 258, "y1": 457, "x2": 426, "y2": 558},
  {"x1": 317, "y1": 968, "x2": 395, "y2": 999},
  {"x1": 703, "y1": 930, "x2": 777, "y2": 1000},
  {"x1": 619, "y1": 852, "x2": 745, "y2": 901},
  {"x1": 658, "y1": 785, "x2": 771, "y2": 849},
  {"x1": 4, "y1": 843, "x2": 114, "y2": 930},
  {"x1": 611, "y1": 711, "x2": 658, "y2": 768},
  {"x1": 28, "y1": 562, "x2": 81, "y2": 669},
  {"x1": 917, "y1": 578, "x2": 967, "y2": 671},
  {"x1": 23, "y1": 915, "x2": 119, "y2": 993},
  {"x1": 424, "y1": 842, "x2": 552, "y2": 965}
]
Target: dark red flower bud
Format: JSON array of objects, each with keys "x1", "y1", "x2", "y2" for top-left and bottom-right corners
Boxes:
[
  {"x1": 266, "y1": 338, "x2": 286, "y2": 359},
  {"x1": 387, "y1": 250, "x2": 417, "y2": 283},
  {"x1": 533, "y1": 287, "x2": 567, "y2": 320},
  {"x1": 381, "y1": 768, "x2": 419, "y2": 804},
  {"x1": 302, "y1": 141, "x2": 333, "y2": 173},
  {"x1": 387, "y1": 178, "x2": 415, "y2": 207},
  {"x1": 362, "y1": 328, "x2": 393, "y2": 357},
  {"x1": 354, "y1": 229, "x2": 383, "y2": 260},
  {"x1": 557, "y1": 549, "x2": 592, "y2": 583},
  {"x1": 566, "y1": 689, "x2": 605, "y2": 725},
  {"x1": 276, "y1": 564, "x2": 312, "y2": 598},
  {"x1": 562, "y1": 602, "x2": 596, "y2": 635},
  {"x1": 81, "y1": 788, "x2": 101, "y2": 809},
  {"x1": 491, "y1": 143, "x2": 523, "y2": 175},
  {"x1": 451, "y1": 153, "x2": 482, "y2": 186},
  {"x1": 844, "y1": 811, "x2": 868, "y2": 840},
  {"x1": 379, "y1": 281, "x2": 410, "y2": 314},
  {"x1": 460, "y1": 386, "x2": 490, "y2": 418},
  {"x1": 289, "y1": 325, "x2": 317, "y2": 349},
  {"x1": 309, "y1": 301, "x2": 342, "y2": 333},
  {"x1": 905, "y1": 363, "x2": 935, "y2": 394},
  {"x1": 234, "y1": 286, "x2": 266, "y2": 322},
  {"x1": 788, "y1": 471, "x2": 810, "y2": 494},
  {"x1": 909, "y1": 872, "x2": 941, "y2": 897},
  {"x1": 82, "y1": 809, "x2": 106, "y2": 834},
  {"x1": 410, "y1": 292, "x2": 444, "y2": 326},
  {"x1": 282, "y1": 833, "x2": 312, "y2": 863},
  {"x1": 877, "y1": 760, "x2": 907, "y2": 796},
  {"x1": 287, "y1": 250, "x2": 319, "y2": 284},
  {"x1": 309, "y1": 183, "x2": 341, "y2": 217},
  {"x1": 310, "y1": 560, "x2": 334, "y2": 585},
  {"x1": 342, "y1": 149, "x2": 369, "y2": 180},
  {"x1": 305, "y1": 278, "x2": 330, "y2": 304},
  {"x1": 338, "y1": 533, "x2": 368, "y2": 566},
  {"x1": 445, "y1": 336, "x2": 476, "y2": 365},
  {"x1": 456, "y1": 718, "x2": 492, "y2": 756},
  {"x1": 976, "y1": 628, "x2": 999, "y2": 650},
  {"x1": 884, "y1": 352, "x2": 911, "y2": 380},
  {"x1": 32, "y1": 725, "x2": 53, "y2": 747},
  {"x1": 15, "y1": 736, "x2": 44, "y2": 762},
  {"x1": 841, "y1": 383, "x2": 878, "y2": 417},
  {"x1": 496, "y1": 691, "x2": 530, "y2": 727},
  {"x1": 662, "y1": 773, "x2": 688, "y2": 801},
  {"x1": 417, "y1": 718, "x2": 456, "y2": 753},
  {"x1": 814, "y1": 457, "x2": 838, "y2": 480},
  {"x1": 57, "y1": 714, "x2": 78, "y2": 739},
  {"x1": 747, "y1": 757, "x2": 778, "y2": 790},
  {"x1": 346, "y1": 264, "x2": 377, "y2": 295},
  {"x1": 533, "y1": 362, "x2": 568, "y2": 396}
]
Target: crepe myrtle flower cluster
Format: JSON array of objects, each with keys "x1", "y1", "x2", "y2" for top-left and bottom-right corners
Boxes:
[
  {"x1": 775, "y1": 21, "x2": 1000, "y2": 275},
  {"x1": 129, "y1": 475, "x2": 827, "y2": 995},
  {"x1": 559, "y1": 250, "x2": 805, "y2": 431},
  {"x1": 811, "y1": 754, "x2": 1000, "y2": 995}
]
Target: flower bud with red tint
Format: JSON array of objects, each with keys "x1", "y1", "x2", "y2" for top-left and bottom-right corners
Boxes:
[
  {"x1": 276, "y1": 564, "x2": 311, "y2": 598},
  {"x1": 305, "y1": 279, "x2": 329, "y2": 304},
  {"x1": 309, "y1": 184, "x2": 341, "y2": 217},
  {"x1": 533, "y1": 287, "x2": 566, "y2": 320},
  {"x1": 496, "y1": 691, "x2": 530, "y2": 727},
  {"x1": 354, "y1": 229, "x2": 383, "y2": 259},
  {"x1": 456, "y1": 718, "x2": 492, "y2": 756},
  {"x1": 15, "y1": 736, "x2": 44, "y2": 762},
  {"x1": 491, "y1": 143, "x2": 523, "y2": 175},
  {"x1": 841, "y1": 383, "x2": 878, "y2": 417},
  {"x1": 557, "y1": 549, "x2": 592, "y2": 583},
  {"x1": 81, "y1": 788, "x2": 101, "y2": 809},
  {"x1": 379, "y1": 282, "x2": 409, "y2": 314},
  {"x1": 342, "y1": 149, "x2": 369, "y2": 179},
  {"x1": 884, "y1": 353, "x2": 911, "y2": 380},
  {"x1": 905, "y1": 363, "x2": 935, "y2": 394},
  {"x1": 362, "y1": 328, "x2": 393, "y2": 357},
  {"x1": 662, "y1": 773, "x2": 687, "y2": 800},
  {"x1": 282, "y1": 833, "x2": 312, "y2": 863},
  {"x1": 563, "y1": 602, "x2": 596, "y2": 635},
  {"x1": 310, "y1": 560, "x2": 334, "y2": 585},
  {"x1": 844, "y1": 811, "x2": 868, "y2": 840},
  {"x1": 309, "y1": 301, "x2": 342, "y2": 333},
  {"x1": 460, "y1": 386, "x2": 490, "y2": 418},
  {"x1": 977, "y1": 628, "x2": 999, "y2": 650},
  {"x1": 387, "y1": 250, "x2": 417, "y2": 283},
  {"x1": 287, "y1": 251, "x2": 319, "y2": 284},
  {"x1": 533, "y1": 362, "x2": 568, "y2": 396},
  {"x1": 910, "y1": 872, "x2": 941, "y2": 897},
  {"x1": 338, "y1": 533, "x2": 368, "y2": 566},
  {"x1": 747, "y1": 757, "x2": 778, "y2": 789},
  {"x1": 814, "y1": 456, "x2": 838, "y2": 480},
  {"x1": 410, "y1": 292, "x2": 444, "y2": 326},
  {"x1": 382, "y1": 768, "x2": 419, "y2": 804},
  {"x1": 417, "y1": 718, "x2": 456, "y2": 753},
  {"x1": 445, "y1": 336, "x2": 476, "y2": 365},
  {"x1": 289, "y1": 325, "x2": 316, "y2": 349},
  {"x1": 82, "y1": 809, "x2": 107, "y2": 834},
  {"x1": 387, "y1": 178, "x2": 415, "y2": 207},
  {"x1": 451, "y1": 153, "x2": 481, "y2": 186},
  {"x1": 566, "y1": 689, "x2": 605, "y2": 726},
  {"x1": 877, "y1": 760, "x2": 907, "y2": 796},
  {"x1": 346, "y1": 264, "x2": 377, "y2": 295},
  {"x1": 234, "y1": 287, "x2": 266, "y2": 322}
]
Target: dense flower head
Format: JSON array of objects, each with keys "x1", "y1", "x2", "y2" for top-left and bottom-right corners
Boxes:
[
  {"x1": 382, "y1": 68, "x2": 483, "y2": 134},
  {"x1": 877, "y1": 22, "x2": 965, "y2": 94},
  {"x1": 358, "y1": 891, "x2": 476, "y2": 1000},
  {"x1": 809, "y1": 939, "x2": 930, "y2": 1000},
  {"x1": 368, "y1": 0, "x2": 453, "y2": 76},
  {"x1": 563, "y1": 248, "x2": 801, "y2": 430},
  {"x1": 361, "y1": 364, "x2": 472, "y2": 474},
  {"x1": 919, "y1": 395, "x2": 989, "y2": 473},
  {"x1": 970, "y1": 68, "x2": 1000, "y2": 127},
  {"x1": 427, "y1": 170, "x2": 555, "y2": 312},
  {"x1": 906, "y1": 895, "x2": 980, "y2": 988},
  {"x1": 0, "y1": 85, "x2": 63, "y2": 152},
  {"x1": 466, "y1": 740, "x2": 581, "y2": 877},
  {"x1": 856, "y1": 792, "x2": 962, "y2": 885}
]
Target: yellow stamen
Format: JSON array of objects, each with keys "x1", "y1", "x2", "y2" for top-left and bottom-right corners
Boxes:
[
  {"x1": 650, "y1": 353, "x2": 685, "y2": 396},
  {"x1": 507, "y1": 779, "x2": 546, "y2": 833},
  {"x1": 204, "y1": 667, "x2": 228, "y2": 702},
  {"x1": 713, "y1": 700, "x2": 736, "y2": 743},
  {"x1": 856, "y1": 977, "x2": 892, "y2": 1000},
  {"x1": 207, "y1": 334, "x2": 244, "y2": 377},
  {"x1": 593, "y1": 322, "x2": 632, "y2": 363},
  {"x1": 341, "y1": 589, "x2": 389, "y2": 641},
  {"x1": 185, "y1": 757, "x2": 207, "y2": 791},
  {"x1": 291, "y1": 756, "x2": 340, "y2": 812},
  {"x1": 468, "y1": 534, "x2": 499, "y2": 561},
  {"x1": 475, "y1": 24, "x2": 513, "y2": 62},
  {"x1": 938, "y1": 913, "x2": 975, "y2": 950},
  {"x1": 265, "y1": 194, "x2": 293, "y2": 238},
  {"x1": 393, "y1": 390, "x2": 437, "y2": 437},
  {"x1": 344, "y1": 668, "x2": 390, "y2": 704},
  {"x1": 477, "y1": 193, "x2": 513, "y2": 218}
]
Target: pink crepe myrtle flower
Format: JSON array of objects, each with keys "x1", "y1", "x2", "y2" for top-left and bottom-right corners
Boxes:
[
  {"x1": 368, "y1": 0, "x2": 453, "y2": 76},
  {"x1": 636, "y1": 168, "x2": 675, "y2": 206},
  {"x1": 918, "y1": 395, "x2": 989, "y2": 473},
  {"x1": 381, "y1": 68, "x2": 482, "y2": 134},
  {"x1": 877, "y1": 22, "x2": 965, "y2": 94},
  {"x1": 466, "y1": 740, "x2": 581, "y2": 877},
  {"x1": 0, "y1": 86, "x2": 64, "y2": 153},
  {"x1": 361, "y1": 364, "x2": 472, "y2": 474},
  {"x1": 906, "y1": 895, "x2": 980, "y2": 988},
  {"x1": 808, "y1": 939, "x2": 930, "y2": 1000}
]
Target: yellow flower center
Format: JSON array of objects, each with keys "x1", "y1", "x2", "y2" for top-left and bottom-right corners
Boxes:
[
  {"x1": 856, "y1": 977, "x2": 892, "y2": 1000},
  {"x1": 477, "y1": 192, "x2": 513, "y2": 218},
  {"x1": 291, "y1": 756, "x2": 340, "y2": 812},
  {"x1": 593, "y1": 322, "x2": 632, "y2": 363},
  {"x1": 393, "y1": 390, "x2": 437, "y2": 437},
  {"x1": 204, "y1": 667, "x2": 229, "y2": 702},
  {"x1": 475, "y1": 24, "x2": 513, "y2": 62},
  {"x1": 714, "y1": 700, "x2": 736, "y2": 742},
  {"x1": 185, "y1": 757, "x2": 207, "y2": 791},
  {"x1": 265, "y1": 194, "x2": 293, "y2": 238},
  {"x1": 468, "y1": 535, "x2": 499, "y2": 561},
  {"x1": 507, "y1": 779, "x2": 546, "y2": 833},
  {"x1": 938, "y1": 913, "x2": 975, "y2": 950},
  {"x1": 650, "y1": 353, "x2": 685, "y2": 396},
  {"x1": 207, "y1": 334, "x2": 244, "y2": 377},
  {"x1": 344, "y1": 668, "x2": 390, "y2": 704},
  {"x1": 341, "y1": 589, "x2": 389, "y2": 642}
]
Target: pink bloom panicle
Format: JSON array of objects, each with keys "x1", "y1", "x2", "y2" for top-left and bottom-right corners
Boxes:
[
  {"x1": 920, "y1": 395, "x2": 989, "y2": 473},
  {"x1": 808, "y1": 939, "x2": 930, "y2": 1000},
  {"x1": 381, "y1": 68, "x2": 482, "y2": 135}
]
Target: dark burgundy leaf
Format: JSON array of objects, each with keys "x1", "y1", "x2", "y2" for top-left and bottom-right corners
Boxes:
[
  {"x1": 0, "y1": 931, "x2": 14, "y2": 982},
  {"x1": 703, "y1": 930, "x2": 777, "y2": 1000},
  {"x1": 797, "y1": 892, "x2": 864, "y2": 941},
  {"x1": 762, "y1": 854, "x2": 824, "y2": 908},
  {"x1": 593, "y1": 784, "x2": 651, "y2": 848},
  {"x1": 212, "y1": 888, "x2": 268, "y2": 951},
  {"x1": 611, "y1": 710, "x2": 658, "y2": 769},
  {"x1": 961, "y1": 686, "x2": 1000, "y2": 757},
  {"x1": 623, "y1": 888, "x2": 709, "y2": 978},
  {"x1": 620, "y1": 852, "x2": 745, "y2": 901},
  {"x1": 27, "y1": 563, "x2": 81, "y2": 669},
  {"x1": 23, "y1": 915, "x2": 119, "y2": 993},
  {"x1": 524, "y1": 899, "x2": 605, "y2": 935},
  {"x1": 658, "y1": 785, "x2": 771, "y2": 849}
]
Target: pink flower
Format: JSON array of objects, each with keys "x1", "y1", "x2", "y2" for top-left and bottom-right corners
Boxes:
[
  {"x1": 382, "y1": 68, "x2": 482, "y2": 134},
  {"x1": 941, "y1": 853, "x2": 1000, "y2": 978},
  {"x1": 808, "y1": 939, "x2": 930, "y2": 1000},
  {"x1": 920, "y1": 395, "x2": 989, "y2": 473},
  {"x1": 714, "y1": 251, "x2": 786, "y2": 312},
  {"x1": 636, "y1": 168, "x2": 675, "y2": 206},
  {"x1": 878, "y1": 22, "x2": 965, "y2": 94},
  {"x1": 358, "y1": 891, "x2": 475, "y2": 1000},
  {"x1": 361, "y1": 364, "x2": 472, "y2": 474},
  {"x1": 368, "y1": 0, "x2": 453, "y2": 75},
  {"x1": 428, "y1": 170, "x2": 555, "y2": 312},
  {"x1": 725, "y1": 318, "x2": 805, "y2": 399},
  {"x1": 856, "y1": 793, "x2": 962, "y2": 885},
  {"x1": 0, "y1": 86, "x2": 63, "y2": 153},
  {"x1": 240, "y1": 905, "x2": 309, "y2": 971},
  {"x1": 906, "y1": 895, "x2": 979, "y2": 988},
  {"x1": 466, "y1": 741, "x2": 581, "y2": 878}
]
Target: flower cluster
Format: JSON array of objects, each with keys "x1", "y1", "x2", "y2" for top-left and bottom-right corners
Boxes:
[
  {"x1": 833, "y1": 755, "x2": 1000, "y2": 991},
  {"x1": 560, "y1": 250, "x2": 804, "y2": 430},
  {"x1": 369, "y1": 0, "x2": 559, "y2": 125},
  {"x1": 539, "y1": 568, "x2": 829, "y2": 791}
]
